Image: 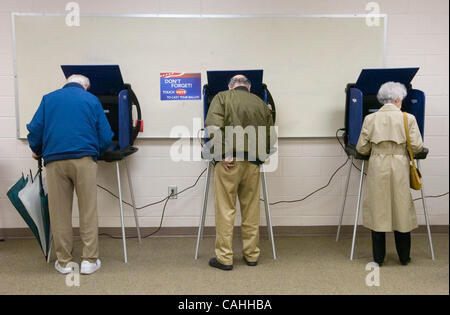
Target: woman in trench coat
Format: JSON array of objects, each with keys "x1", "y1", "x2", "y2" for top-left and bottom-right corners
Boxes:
[{"x1": 356, "y1": 82, "x2": 423, "y2": 266}]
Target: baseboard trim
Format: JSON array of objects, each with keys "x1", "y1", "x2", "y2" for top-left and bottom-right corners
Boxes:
[{"x1": 0, "y1": 225, "x2": 448, "y2": 240}]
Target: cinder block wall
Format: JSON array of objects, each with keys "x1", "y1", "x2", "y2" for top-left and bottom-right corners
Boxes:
[{"x1": 0, "y1": 0, "x2": 448, "y2": 229}]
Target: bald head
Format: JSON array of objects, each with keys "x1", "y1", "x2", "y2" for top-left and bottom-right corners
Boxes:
[{"x1": 228, "y1": 75, "x2": 251, "y2": 92}]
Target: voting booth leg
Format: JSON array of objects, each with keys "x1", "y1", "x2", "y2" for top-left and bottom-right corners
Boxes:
[
  {"x1": 46, "y1": 233, "x2": 53, "y2": 263},
  {"x1": 195, "y1": 162, "x2": 212, "y2": 260},
  {"x1": 336, "y1": 158, "x2": 353, "y2": 242},
  {"x1": 116, "y1": 162, "x2": 128, "y2": 263},
  {"x1": 125, "y1": 159, "x2": 142, "y2": 243},
  {"x1": 350, "y1": 161, "x2": 365, "y2": 261},
  {"x1": 261, "y1": 166, "x2": 277, "y2": 260},
  {"x1": 417, "y1": 161, "x2": 436, "y2": 261}
]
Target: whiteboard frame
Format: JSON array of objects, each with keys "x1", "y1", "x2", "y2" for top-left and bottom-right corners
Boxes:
[{"x1": 11, "y1": 13, "x2": 388, "y2": 139}]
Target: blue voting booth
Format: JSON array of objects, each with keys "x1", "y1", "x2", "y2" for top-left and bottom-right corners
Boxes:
[
  {"x1": 338, "y1": 67, "x2": 435, "y2": 261},
  {"x1": 195, "y1": 70, "x2": 277, "y2": 260},
  {"x1": 345, "y1": 67, "x2": 425, "y2": 148},
  {"x1": 61, "y1": 65, "x2": 142, "y2": 153},
  {"x1": 61, "y1": 65, "x2": 143, "y2": 263}
]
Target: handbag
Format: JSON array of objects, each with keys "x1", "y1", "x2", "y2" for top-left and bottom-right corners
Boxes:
[{"x1": 403, "y1": 112, "x2": 422, "y2": 190}]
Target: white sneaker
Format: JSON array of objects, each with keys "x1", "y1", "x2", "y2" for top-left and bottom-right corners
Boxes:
[
  {"x1": 80, "y1": 259, "x2": 101, "y2": 275},
  {"x1": 54, "y1": 261, "x2": 74, "y2": 274}
]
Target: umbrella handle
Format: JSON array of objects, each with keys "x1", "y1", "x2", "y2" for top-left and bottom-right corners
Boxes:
[{"x1": 38, "y1": 158, "x2": 44, "y2": 194}]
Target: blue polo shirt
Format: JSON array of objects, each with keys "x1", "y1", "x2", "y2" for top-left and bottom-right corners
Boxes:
[{"x1": 27, "y1": 82, "x2": 114, "y2": 165}]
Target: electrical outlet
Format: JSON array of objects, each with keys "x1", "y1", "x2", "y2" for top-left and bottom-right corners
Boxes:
[{"x1": 169, "y1": 186, "x2": 177, "y2": 199}]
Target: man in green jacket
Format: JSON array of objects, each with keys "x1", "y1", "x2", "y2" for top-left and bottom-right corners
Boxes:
[{"x1": 205, "y1": 74, "x2": 276, "y2": 270}]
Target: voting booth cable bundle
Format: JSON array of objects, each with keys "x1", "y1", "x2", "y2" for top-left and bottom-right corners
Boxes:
[{"x1": 336, "y1": 68, "x2": 435, "y2": 261}]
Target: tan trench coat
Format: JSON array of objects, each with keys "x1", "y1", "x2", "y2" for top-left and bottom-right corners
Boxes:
[{"x1": 356, "y1": 104, "x2": 424, "y2": 233}]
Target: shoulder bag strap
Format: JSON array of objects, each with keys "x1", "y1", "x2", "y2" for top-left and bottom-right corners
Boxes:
[{"x1": 403, "y1": 112, "x2": 417, "y2": 168}]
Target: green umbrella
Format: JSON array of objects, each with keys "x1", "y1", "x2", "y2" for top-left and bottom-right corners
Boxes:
[
  {"x1": 6, "y1": 175, "x2": 45, "y2": 252},
  {"x1": 6, "y1": 160, "x2": 51, "y2": 260}
]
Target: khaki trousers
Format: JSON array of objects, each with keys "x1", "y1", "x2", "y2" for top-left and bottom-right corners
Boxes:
[
  {"x1": 214, "y1": 161, "x2": 261, "y2": 265},
  {"x1": 46, "y1": 157, "x2": 99, "y2": 266}
]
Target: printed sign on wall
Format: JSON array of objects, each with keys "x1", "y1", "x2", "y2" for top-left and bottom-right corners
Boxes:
[{"x1": 160, "y1": 73, "x2": 201, "y2": 101}]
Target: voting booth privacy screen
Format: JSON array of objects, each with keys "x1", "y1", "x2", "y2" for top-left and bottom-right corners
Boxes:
[
  {"x1": 203, "y1": 70, "x2": 275, "y2": 121},
  {"x1": 345, "y1": 68, "x2": 425, "y2": 147},
  {"x1": 61, "y1": 65, "x2": 142, "y2": 150},
  {"x1": 13, "y1": 14, "x2": 385, "y2": 138}
]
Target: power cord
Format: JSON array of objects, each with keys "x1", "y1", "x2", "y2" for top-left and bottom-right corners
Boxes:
[
  {"x1": 257, "y1": 128, "x2": 356, "y2": 206},
  {"x1": 97, "y1": 168, "x2": 207, "y2": 210},
  {"x1": 335, "y1": 128, "x2": 367, "y2": 175},
  {"x1": 413, "y1": 192, "x2": 449, "y2": 202},
  {"x1": 99, "y1": 193, "x2": 171, "y2": 240},
  {"x1": 262, "y1": 157, "x2": 350, "y2": 206},
  {"x1": 98, "y1": 168, "x2": 206, "y2": 239},
  {"x1": 197, "y1": 128, "x2": 205, "y2": 148}
]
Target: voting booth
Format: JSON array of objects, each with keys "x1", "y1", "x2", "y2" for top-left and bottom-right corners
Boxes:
[
  {"x1": 61, "y1": 65, "x2": 142, "y2": 152},
  {"x1": 195, "y1": 70, "x2": 277, "y2": 260},
  {"x1": 344, "y1": 68, "x2": 425, "y2": 148},
  {"x1": 61, "y1": 65, "x2": 143, "y2": 263},
  {"x1": 337, "y1": 68, "x2": 435, "y2": 261},
  {"x1": 202, "y1": 70, "x2": 276, "y2": 125}
]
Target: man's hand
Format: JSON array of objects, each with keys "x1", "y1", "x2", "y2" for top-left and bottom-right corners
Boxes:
[
  {"x1": 32, "y1": 153, "x2": 41, "y2": 160},
  {"x1": 222, "y1": 156, "x2": 235, "y2": 171}
]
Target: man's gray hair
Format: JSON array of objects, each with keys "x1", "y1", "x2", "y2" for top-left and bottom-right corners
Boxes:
[
  {"x1": 228, "y1": 75, "x2": 251, "y2": 89},
  {"x1": 377, "y1": 81, "x2": 408, "y2": 105},
  {"x1": 67, "y1": 74, "x2": 90, "y2": 90}
]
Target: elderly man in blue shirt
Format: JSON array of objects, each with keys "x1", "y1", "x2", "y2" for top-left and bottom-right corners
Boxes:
[{"x1": 27, "y1": 74, "x2": 113, "y2": 275}]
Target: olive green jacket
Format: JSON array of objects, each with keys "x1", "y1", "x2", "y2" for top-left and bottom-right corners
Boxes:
[
  {"x1": 204, "y1": 87, "x2": 276, "y2": 164},
  {"x1": 356, "y1": 104, "x2": 424, "y2": 232}
]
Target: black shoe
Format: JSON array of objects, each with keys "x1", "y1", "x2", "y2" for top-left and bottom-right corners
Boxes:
[
  {"x1": 244, "y1": 257, "x2": 258, "y2": 267},
  {"x1": 209, "y1": 258, "x2": 233, "y2": 271},
  {"x1": 400, "y1": 258, "x2": 411, "y2": 266},
  {"x1": 374, "y1": 259, "x2": 384, "y2": 267}
]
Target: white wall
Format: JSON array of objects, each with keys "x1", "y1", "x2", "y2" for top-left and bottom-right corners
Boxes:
[{"x1": 0, "y1": 0, "x2": 448, "y2": 229}]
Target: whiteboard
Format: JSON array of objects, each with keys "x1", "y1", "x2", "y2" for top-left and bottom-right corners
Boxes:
[{"x1": 13, "y1": 14, "x2": 385, "y2": 138}]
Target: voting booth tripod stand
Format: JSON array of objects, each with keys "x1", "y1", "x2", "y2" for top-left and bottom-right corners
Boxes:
[
  {"x1": 336, "y1": 68, "x2": 435, "y2": 261},
  {"x1": 194, "y1": 70, "x2": 277, "y2": 260},
  {"x1": 54, "y1": 65, "x2": 144, "y2": 264},
  {"x1": 335, "y1": 154, "x2": 435, "y2": 261},
  {"x1": 106, "y1": 152, "x2": 142, "y2": 264}
]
